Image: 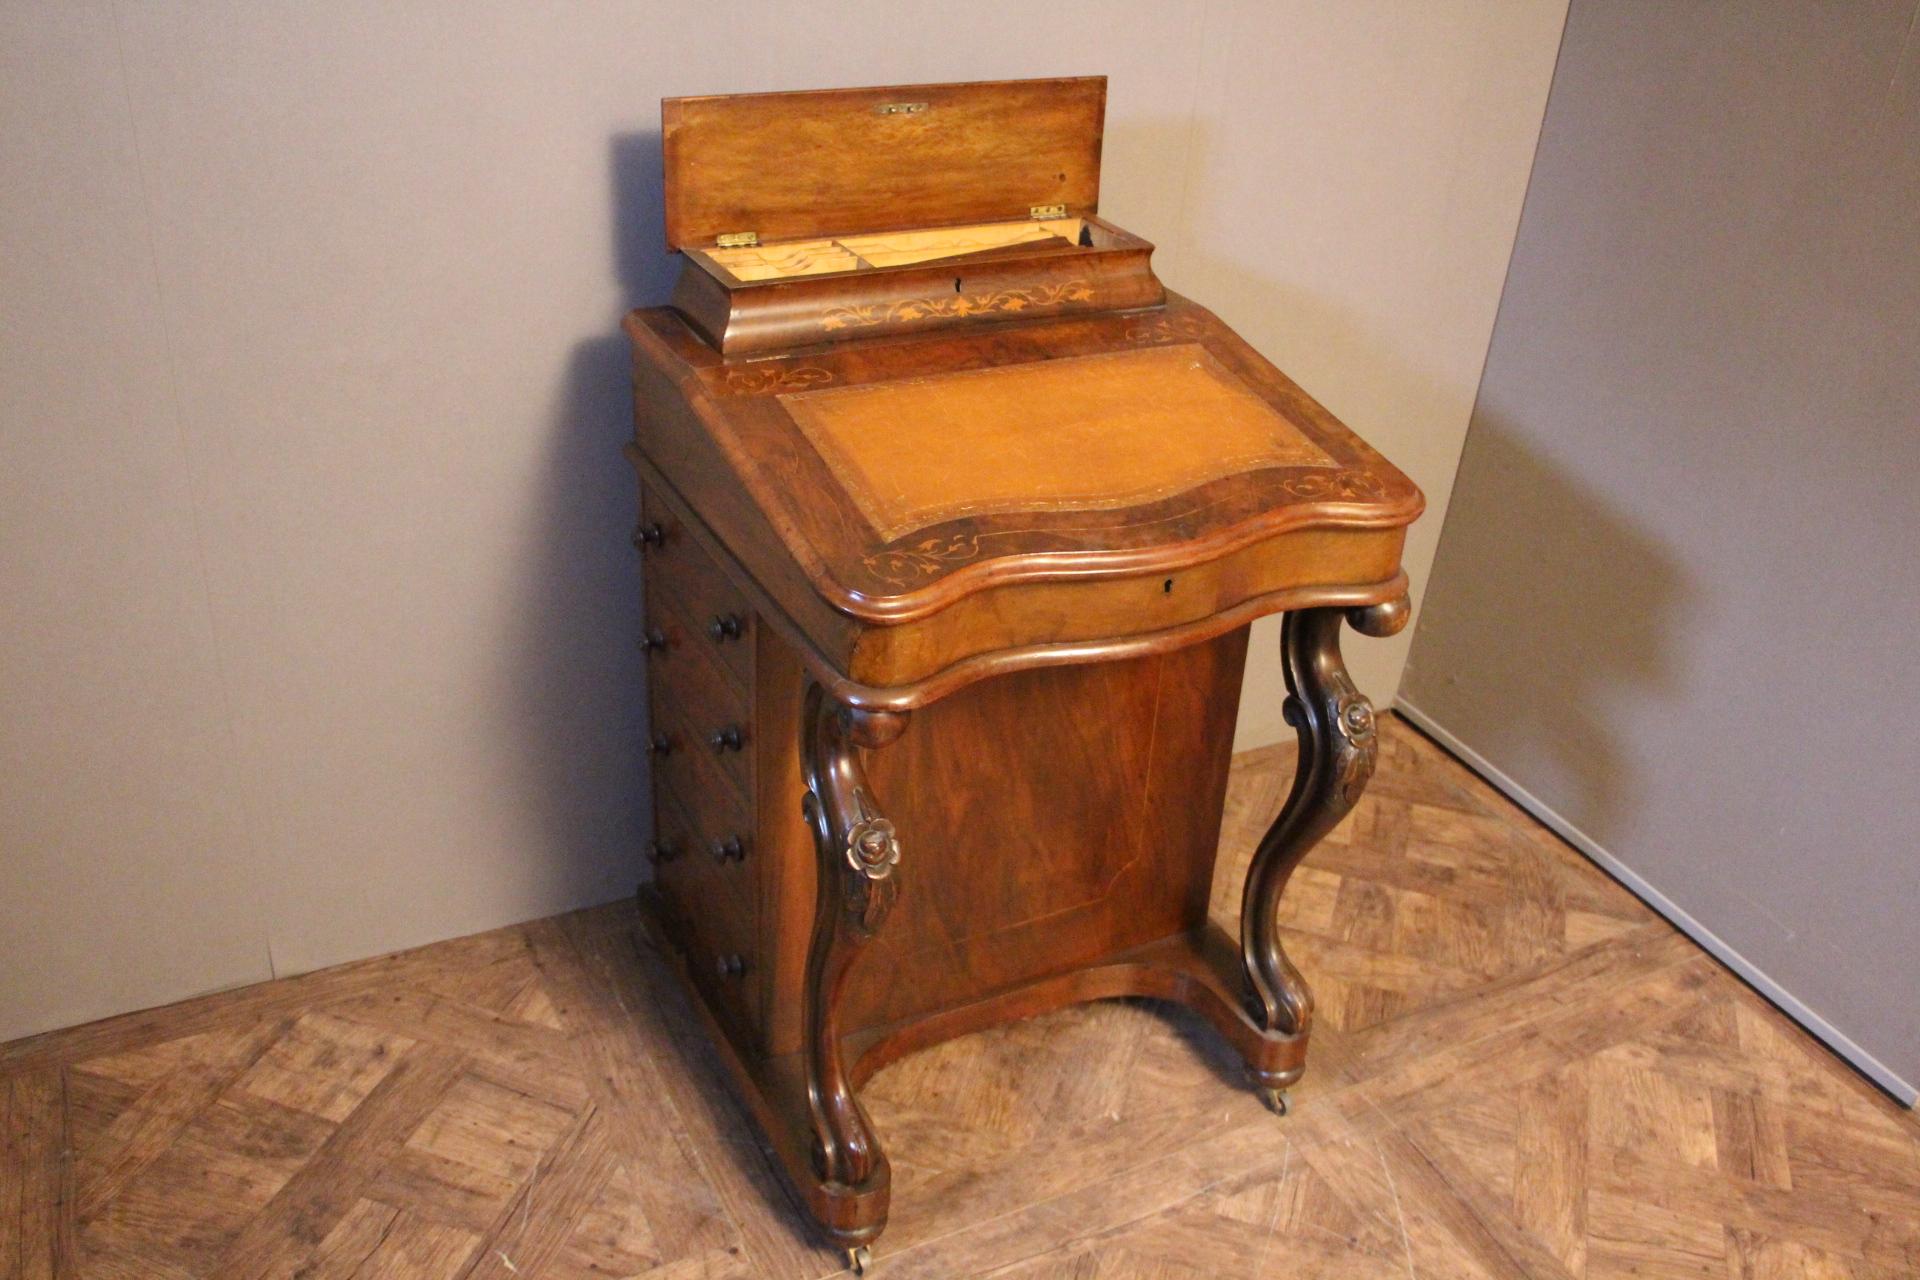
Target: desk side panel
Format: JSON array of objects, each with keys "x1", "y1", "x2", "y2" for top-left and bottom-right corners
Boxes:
[{"x1": 755, "y1": 625, "x2": 1249, "y2": 1057}]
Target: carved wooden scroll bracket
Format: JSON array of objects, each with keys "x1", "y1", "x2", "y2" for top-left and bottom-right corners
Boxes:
[
  {"x1": 1239, "y1": 596, "x2": 1411, "y2": 1049},
  {"x1": 800, "y1": 687, "x2": 909, "y2": 1191}
]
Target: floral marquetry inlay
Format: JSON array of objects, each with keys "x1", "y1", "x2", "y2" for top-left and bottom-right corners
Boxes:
[
  {"x1": 860, "y1": 534, "x2": 982, "y2": 586},
  {"x1": 1122, "y1": 313, "x2": 1209, "y2": 344},
  {"x1": 723, "y1": 365, "x2": 835, "y2": 394},
  {"x1": 1281, "y1": 471, "x2": 1387, "y2": 501},
  {"x1": 820, "y1": 281, "x2": 1096, "y2": 332}
]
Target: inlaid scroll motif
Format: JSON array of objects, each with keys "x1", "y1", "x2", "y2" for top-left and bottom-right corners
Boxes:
[
  {"x1": 723, "y1": 365, "x2": 835, "y2": 394},
  {"x1": 799, "y1": 689, "x2": 908, "y2": 1194},
  {"x1": 1242, "y1": 605, "x2": 1400, "y2": 1054},
  {"x1": 1122, "y1": 313, "x2": 1208, "y2": 344},
  {"x1": 860, "y1": 532, "x2": 982, "y2": 585},
  {"x1": 1280, "y1": 471, "x2": 1386, "y2": 501},
  {"x1": 820, "y1": 281, "x2": 1095, "y2": 332}
]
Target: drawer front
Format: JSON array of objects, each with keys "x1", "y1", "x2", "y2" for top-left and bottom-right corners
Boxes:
[
  {"x1": 648, "y1": 713, "x2": 750, "y2": 861},
  {"x1": 661, "y1": 775, "x2": 757, "y2": 949},
  {"x1": 636, "y1": 478, "x2": 762, "y2": 1038},
  {"x1": 649, "y1": 788, "x2": 758, "y2": 1029},
  {"x1": 636, "y1": 486, "x2": 754, "y2": 691},
  {"x1": 646, "y1": 629, "x2": 753, "y2": 804}
]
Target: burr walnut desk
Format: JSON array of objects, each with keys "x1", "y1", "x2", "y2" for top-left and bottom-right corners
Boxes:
[{"x1": 624, "y1": 77, "x2": 1423, "y2": 1271}]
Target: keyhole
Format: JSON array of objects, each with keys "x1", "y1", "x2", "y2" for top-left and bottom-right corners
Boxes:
[
  {"x1": 954, "y1": 277, "x2": 962, "y2": 293},
  {"x1": 1163, "y1": 578, "x2": 1174, "y2": 594}
]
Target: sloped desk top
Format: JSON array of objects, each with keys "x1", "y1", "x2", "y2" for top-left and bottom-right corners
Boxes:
[{"x1": 626, "y1": 292, "x2": 1422, "y2": 706}]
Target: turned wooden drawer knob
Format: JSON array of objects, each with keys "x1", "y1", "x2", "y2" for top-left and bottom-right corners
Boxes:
[
  {"x1": 639, "y1": 627, "x2": 668, "y2": 653},
  {"x1": 632, "y1": 521, "x2": 665, "y2": 550},
  {"x1": 646, "y1": 838, "x2": 678, "y2": 865},
  {"x1": 715, "y1": 953, "x2": 746, "y2": 978},
  {"x1": 647, "y1": 732, "x2": 674, "y2": 756},
  {"x1": 710, "y1": 835, "x2": 745, "y2": 864},
  {"x1": 709, "y1": 724, "x2": 745, "y2": 753},
  {"x1": 707, "y1": 613, "x2": 744, "y2": 642}
]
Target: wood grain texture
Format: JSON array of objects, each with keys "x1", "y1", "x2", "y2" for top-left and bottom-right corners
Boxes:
[
  {"x1": 833, "y1": 631, "x2": 1247, "y2": 1038},
  {"x1": 5, "y1": 719, "x2": 1916, "y2": 1278},
  {"x1": 634, "y1": 454, "x2": 1407, "y2": 709},
  {"x1": 669, "y1": 218, "x2": 1164, "y2": 356},
  {"x1": 661, "y1": 78, "x2": 1106, "y2": 249},
  {"x1": 628, "y1": 293, "x2": 1422, "y2": 627}
]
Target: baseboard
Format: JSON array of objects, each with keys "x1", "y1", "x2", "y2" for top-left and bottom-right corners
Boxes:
[{"x1": 1395, "y1": 699, "x2": 1917, "y2": 1108}]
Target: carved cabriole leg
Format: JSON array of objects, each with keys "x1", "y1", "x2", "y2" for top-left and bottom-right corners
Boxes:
[
  {"x1": 1240, "y1": 597, "x2": 1410, "y2": 1109},
  {"x1": 799, "y1": 683, "x2": 908, "y2": 1243}
]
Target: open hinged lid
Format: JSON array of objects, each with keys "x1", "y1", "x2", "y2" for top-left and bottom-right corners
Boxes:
[{"x1": 661, "y1": 77, "x2": 1106, "y2": 250}]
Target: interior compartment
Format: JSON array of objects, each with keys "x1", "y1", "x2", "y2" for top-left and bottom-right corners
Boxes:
[{"x1": 701, "y1": 217, "x2": 1104, "y2": 282}]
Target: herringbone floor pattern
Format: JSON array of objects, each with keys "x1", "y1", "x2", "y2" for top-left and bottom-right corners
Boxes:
[{"x1": 3, "y1": 717, "x2": 1915, "y2": 1278}]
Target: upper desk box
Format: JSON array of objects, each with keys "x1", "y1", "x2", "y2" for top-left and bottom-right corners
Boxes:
[{"x1": 663, "y1": 77, "x2": 1161, "y2": 355}]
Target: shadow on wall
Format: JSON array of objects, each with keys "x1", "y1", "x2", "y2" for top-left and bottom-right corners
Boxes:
[
  {"x1": 1142, "y1": 124, "x2": 1448, "y2": 750},
  {"x1": 1163, "y1": 253, "x2": 1453, "y2": 745},
  {"x1": 496, "y1": 130, "x2": 679, "y2": 909},
  {"x1": 1407, "y1": 414, "x2": 1690, "y2": 838},
  {"x1": 1158, "y1": 122, "x2": 1689, "y2": 801}
]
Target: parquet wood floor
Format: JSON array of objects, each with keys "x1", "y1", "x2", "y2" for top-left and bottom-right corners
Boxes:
[{"x1": 4, "y1": 716, "x2": 1915, "y2": 1278}]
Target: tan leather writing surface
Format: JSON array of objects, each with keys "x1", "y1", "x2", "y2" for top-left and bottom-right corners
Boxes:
[{"x1": 781, "y1": 345, "x2": 1338, "y2": 541}]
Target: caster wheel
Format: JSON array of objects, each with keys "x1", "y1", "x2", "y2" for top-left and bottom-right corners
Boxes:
[
  {"x1": 1261, "y1": 1087, "x2": 1291, "y2": 1116},
  {"x1": 847, "y1": 1243, "x2": 873, "y2": 1274}
]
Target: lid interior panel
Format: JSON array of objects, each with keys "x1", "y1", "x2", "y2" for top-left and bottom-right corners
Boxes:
[{"x1": 662, "y1": 77, "x2": 1105, "y2": 249}]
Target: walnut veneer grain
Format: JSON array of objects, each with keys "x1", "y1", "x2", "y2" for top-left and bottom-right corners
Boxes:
[{"x1": 628, "y1": 77, "x2": 1433, "y2": 1259}]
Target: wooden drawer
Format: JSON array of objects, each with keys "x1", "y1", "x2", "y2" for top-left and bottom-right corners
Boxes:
[
  {"x1": 636, "y1": 484, "x2": 754, "y2": 691},
  {"x1": 635, "y1": 476, "x2": 763, "y2": 1044},
  {"x1": 646, "y1": 630, "x2": 753, "y2": 804},
  {"x1": 669, "y1": 765, "x2": 754, "y2": 879},
  {"x1": 649, "y1": 788, "x2": 758, "y2": 1030},
  {"x1": 660, "y1": 774, "x2": 757, "y2": 936},
  {"x1": 650, "y1": 717, "x2": 751, "y2": 862},
  {"x1": 641, "y1": 606, "x2": 746, "y2": 739},
  {"x1": 648, "y1": 695, "x2": 749, "y2": 830}
]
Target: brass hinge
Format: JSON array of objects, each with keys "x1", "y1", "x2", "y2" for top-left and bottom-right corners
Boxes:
[
  {"x1": 715, "y1": 231, "x2": 759, "y2": 248},
  {"x1": 1029, "y1": 204, "x2": 1068, "y2": 220}
]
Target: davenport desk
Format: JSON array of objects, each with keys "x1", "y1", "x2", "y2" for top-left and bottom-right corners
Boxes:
[{"x1": 623, "y1": 77, "x2": 1423, "y2": 1271}]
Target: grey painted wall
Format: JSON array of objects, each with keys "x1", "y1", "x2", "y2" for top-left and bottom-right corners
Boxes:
[
  {"x1": 0, "y1": 1, "x2": 1566, "y2": 1042},
  {"x1": 1403, "y1": 0, "x2": 1920, "y2": 1097}
]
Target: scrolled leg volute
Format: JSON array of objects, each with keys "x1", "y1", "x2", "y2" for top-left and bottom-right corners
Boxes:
[
  {"x1": 799, "y1": 684, "x2": 908, "y2": 1238},
  {"x1": 1239, "y1": 596, "x2": 1410, "y2": 1111}
]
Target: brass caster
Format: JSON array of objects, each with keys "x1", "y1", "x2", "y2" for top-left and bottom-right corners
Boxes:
[
  {"x1": 847, "y1": 1243, "x2": 873, "y2": 1274},
  {"x1": 1261, "y1": 1087, "x2": 1291, "y2": 1116}
]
